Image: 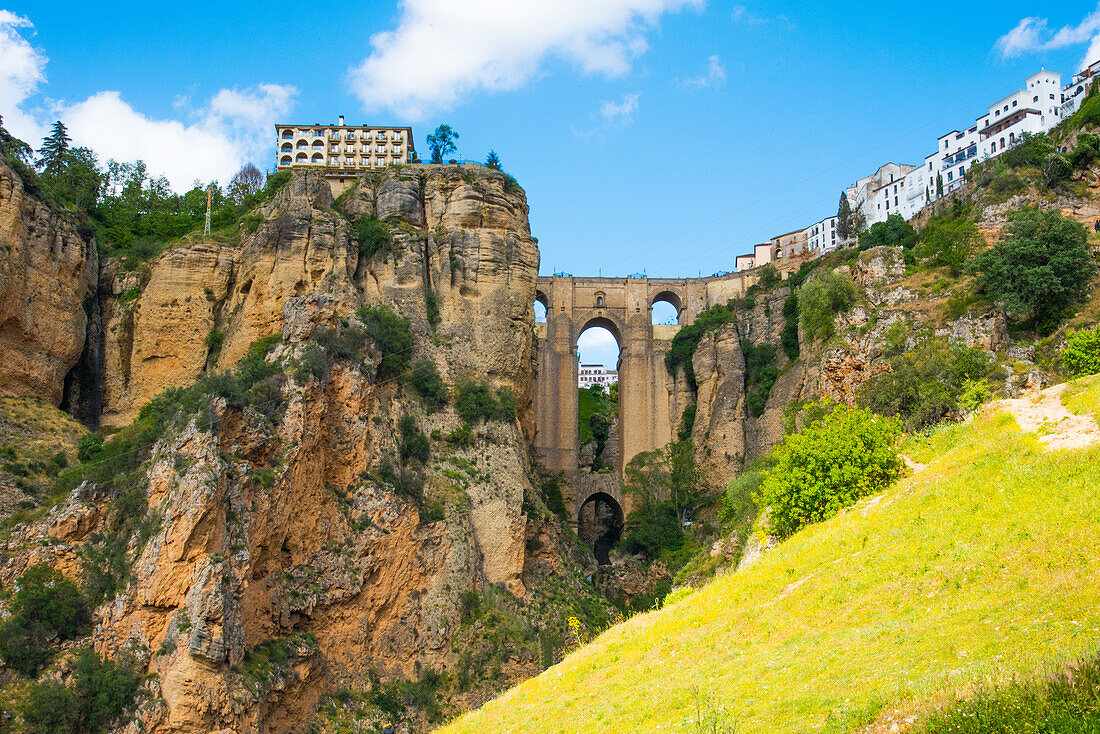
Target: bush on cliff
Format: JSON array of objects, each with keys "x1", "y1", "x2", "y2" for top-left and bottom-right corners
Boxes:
[
  {"x1": 969, "y1": 208, "x2": 1095, "y2": 334},
  {"x1": 665, "y1": 300, "x2": 737, "y2": 389},
  {"x1": 798, "y1": 271, "x2": 857, "y2": 342},
  {"x1": 1063, "y1": 325, "x2": 1100, "y2": 377},
  {"x1": 859, "y1": 338, "x2": 996, "y2": 430},
  {"x1": 0, "y1": 565, "x2": 90, "y2": 677},
  {"x1": 409, "y1": 359, "x2": 448, "y2": 411},
  {"x1": 22, "y1": 648, "x2": 143, "y2": 734},
  {"x1": 356, "y1": 217, "x2": 392, "y2": 259},
  {"x1": 756, "y1": 403, "x2": 903, "y2": 537},
  {"x1": 357, "y1": 305, "x2": 414, "y2": 380},
  {"x1": 454, "y1": 380, "x2": 516, "y2": 424}
]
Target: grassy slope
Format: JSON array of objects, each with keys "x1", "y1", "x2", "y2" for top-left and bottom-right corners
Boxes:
[
  {"x1": 440, "y1": 376, "x2": 1100, "y2": 733},
  {"x1": 0, "y1": 397, "x2": 86, "y2": 522}
]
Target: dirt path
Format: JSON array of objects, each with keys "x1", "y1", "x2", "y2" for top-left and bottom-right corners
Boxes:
[{"x1": 997, "y1": 383, "x2": 1100, "y2": 451}]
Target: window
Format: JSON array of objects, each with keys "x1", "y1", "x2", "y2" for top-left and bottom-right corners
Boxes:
[
  {"x1": 1050, "y1": 94, "x2": 1055, "y2": 100},
  {"x1": 947, "y1": 171, "x2": 953, "y2": 181},
  {"x1": 1012, "y1": 100, "x2": 1017, "y2": 107},
  {"x1": 1034, "y1": 96, "x2": 1039, "y2": 102}
]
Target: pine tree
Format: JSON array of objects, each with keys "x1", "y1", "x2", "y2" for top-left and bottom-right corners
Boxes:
[
  {"x1": 837, "y1": 192, "x2": 852, "y2": 240},
  {"x1": 485, "y1": 150, "x2": 501, "y2": 170},
  {"x1": 36, "y1": 121, "x2": 71, "y2": 176}
]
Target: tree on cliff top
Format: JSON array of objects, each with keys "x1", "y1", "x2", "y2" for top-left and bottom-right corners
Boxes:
[
  {"x1": 837, "y1": 192, "x2": 853, "y2": 240},
  {"x1": 427, "y1": 124, "x2": 459, "y2": 163},
  {"x1": 36, "y1": 121, "x2": 71, "y2": 176},
  {"x1": 0, "y1": 114, "x2": 32, "y2": 163},
  {"x1": 485, "y1": 150, "x2": 501, "y2": 170},
  {"x1": 227, "y1": 162, "x2": 264, "y2": 203}
]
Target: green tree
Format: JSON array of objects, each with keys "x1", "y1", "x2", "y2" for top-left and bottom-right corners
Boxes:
[
  {"x1": 0, "y1": 565, "x2": 91, "y2": 677},
  {"x1": 0, "y1": 114, "x2": 32, "y2": 163},
  {"x1": 36, "y1": 120, "x2": 71, "y2": 176},
  {"x1": 859, "y1": 213, "x2": 918, "y2": 251},
  {"x1": 969, "y1": 208, "x2": 1096, "y2": 333},
  {"x1": 21, "y1": 681, "x2": 80, "y2": 734},
  {"x1": 837, "y1": 191, "x2": 853, "y2": 240},
  {"x1": 427, "y1": 124, "x2": 459, "y2": 164},
  {"x1": 485, "y1": 150, "x2": 501, "y2": 170},
  {"x1": 756, "y1": 403, "x2": 903, "y2": 536},
  {"x1": 917, "y1": 216, "x2": 982, "y2": 276},
  {"x1": 227, "y1": 162, "x2": 264, "y2": 203}
]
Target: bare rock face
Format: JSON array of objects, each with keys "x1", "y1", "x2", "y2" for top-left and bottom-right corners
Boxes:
[
  {"x1": 0, "y1": 163, "x2": 97, "y2": 405},
  {"x1": 99, "y1": 164, "x2": 539, "y2": 431}
]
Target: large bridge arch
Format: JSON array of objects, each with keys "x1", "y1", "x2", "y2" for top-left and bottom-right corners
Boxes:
[{"x1": 532, "y1": 271, "x2": 754, "y2": 514}]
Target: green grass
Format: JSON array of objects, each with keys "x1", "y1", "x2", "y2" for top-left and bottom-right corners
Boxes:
[
  {"x1": 438, "y1": 396, "x2": 1100, "y2": 733},
  {"x1": 1062, "y1": 373, "x2": 1100, "y2": 423}
]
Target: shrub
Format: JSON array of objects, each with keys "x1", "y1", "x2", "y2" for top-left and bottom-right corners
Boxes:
[
  {"x1": 677, "y1": 402, "x2": 696, "y2": 442},
  {"x1": 719, "y1": 467, "x2": 762, "y2": 525},
  {"x1": 21, "y1": 681, "x2": 80, "y2": 734},
  {"x1": 969, "y1": 208, "x2": 1095, "y2": 334},
  {"x1": 454, "y1": 380, "x2": 515, "y2": 424},
  {"x1": 376, "y1": 455, "x2": 425, "y2": 503},
  {"x1": 408, "y1": 359, "x2": 448, "y2": 411},
  {"x1": 425, "y1": 290, "x2": 441, "y2": 327},
  {"x1": 356, "y1": 218, "x2": 392, "y2": 259},
  {"x1": 781, "y1": 292, "x2": 800, "y2": 360},
  {"x1": 958, "y1": 379, "x2": 991, "y2": 414},
  {"x1": 917, "y1": 216, "x2": 982, "y2": 276},
  {"x1": 77, "y1": 433, "x2": 104, "y2": 462},
  {"x1": 757, "y1": 264, "x2": 781, "y2": 290},
  {"x1": 798, "y1": 271, "x2": 857, "y2": 341},
  {"x1": 0, "y1": 567, "x2": 91, "y2": 682},
  {"x1": 205, "y1": 328, "x2": 226, "y2": 362},
  {"x1": 757, "y1": 403, "x2": 903, "y2": 536},
  {"x1": 398, "y1": 415, "x2": 430, "y2": 465},
  {"x1": 859, "y1": 339, "x2": 996, "y2": 430},
  {"x1": 70, "y1": 648, "x2": 142, "y2": 734},
  {"x1": 742, "y1": 340, "x2": 779, "y2": 418},
  {"x1": 445, "y1": 422, "x2": 473, "y2": 447},
  {"x1": 0, "y1": 565, "x2": 91, "y2": 677},
  {"x1": 357, "y1": 305, "x2": 414, "y2": 380},
  {"x1": 1063, "y1": 325, "x2": 1100, "y2": 376},
  {"x1": 858, "y1": 213, "x2": 918, "y2": 251},
  {"x1": 665, "y1": 300, "x2": 736, "y2": 388},
  {"x1": 620, "y1": 501, "x2": 683, "y2": 560}
]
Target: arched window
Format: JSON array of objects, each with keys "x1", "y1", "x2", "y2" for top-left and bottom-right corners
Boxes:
[
  {"x1": 295, "y1": 152, "x2": 308, "y2": 162},
  {"x1": 596, "y1": 296, "x2": 604, "y2": 306},
  {"x1": 297, "y1": 140, "x2": 308, "y2": 149},
  {"x1": 281, "y1": 143, "x2": 292, "y2": 152},
  {"x1": 280, "y1": 155, "x2": 292, "y2": 165},
  {"x1": 311, "y1": 152, "x2": 324, "y2": 163}
]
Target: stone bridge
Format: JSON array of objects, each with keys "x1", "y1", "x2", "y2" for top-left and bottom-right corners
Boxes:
[{"x1": 532, "y1": 271, "x2": 757, "y2": 534}]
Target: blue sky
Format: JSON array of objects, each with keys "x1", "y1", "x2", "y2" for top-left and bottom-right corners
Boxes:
[{"x1": 3, "y1": 1, "x2": 1100, "y2": 367}]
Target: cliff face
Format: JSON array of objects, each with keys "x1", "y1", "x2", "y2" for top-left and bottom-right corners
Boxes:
[
  {"x1": 688, "y1": 246, "x2": 1009, "y2": 485},
  {"x1": 99, "y1": 166, "x2": 539, "y2": 431},
  {"x1": 0, "y1": 165, "x2": 614, "y2": 732},
  {"x1": 0, "y1": 165, "x2": 97, "y2": 406}
]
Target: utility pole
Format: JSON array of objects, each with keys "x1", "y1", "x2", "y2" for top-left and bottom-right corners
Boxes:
[{"x1": 204, "y1": 187, "x2": 212, "y2": 236}]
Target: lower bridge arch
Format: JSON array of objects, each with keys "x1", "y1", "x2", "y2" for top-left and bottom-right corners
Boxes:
[{"x1": 578, "y1": 491, "x2": 624, "y2": 565}]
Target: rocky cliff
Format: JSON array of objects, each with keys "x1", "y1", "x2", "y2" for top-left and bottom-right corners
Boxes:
[
  {"x1": 0, "y1": 164, "x2": 611, "y2": 732},
  {"x1": 0, "y1": 165, "x2": 97, "y2": 407}
]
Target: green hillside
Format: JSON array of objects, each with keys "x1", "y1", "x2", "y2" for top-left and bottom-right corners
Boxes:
[{"x1": 440, "y1": 376, "x2": 1100, "y2": 733}]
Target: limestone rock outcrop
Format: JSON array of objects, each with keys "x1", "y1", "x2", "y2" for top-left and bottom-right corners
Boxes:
[{"x1": 0, "y1": 164, "x2": 97, "y2": 405}]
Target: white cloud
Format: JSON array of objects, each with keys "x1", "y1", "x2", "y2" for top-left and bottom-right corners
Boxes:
[
  {"x1": 731, "y1": 5, "x2": 765, "y2": 25},
  {"x1": 577, "y1": 326, "x2": 620, "y2": 369},
  {"x1": 996, "y1": 4, "x2": 1100, "y2": 69},
  {"x1": 60, "y1": 84, "x2": 296, "y2": 190},
  {"x1": 0, "y1": 10, "x2": 297, "y2": 190},
  {"x1": 0, "y1": 10, "x2": 48, "y2": 143},
  {"x1": 347, "y1": 0, "x2": 703, "y2": 119},
  {"x1": 679, "y1": 54, "x2": 726, "y2": 88},
  {"x1": 600, "y1": 92, "x2": 640, "y2": 126}
]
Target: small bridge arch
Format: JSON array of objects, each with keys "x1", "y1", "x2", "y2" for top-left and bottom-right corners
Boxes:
[{"x1": 577, "y1": 491, "x2": 625, "y2": 566}]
